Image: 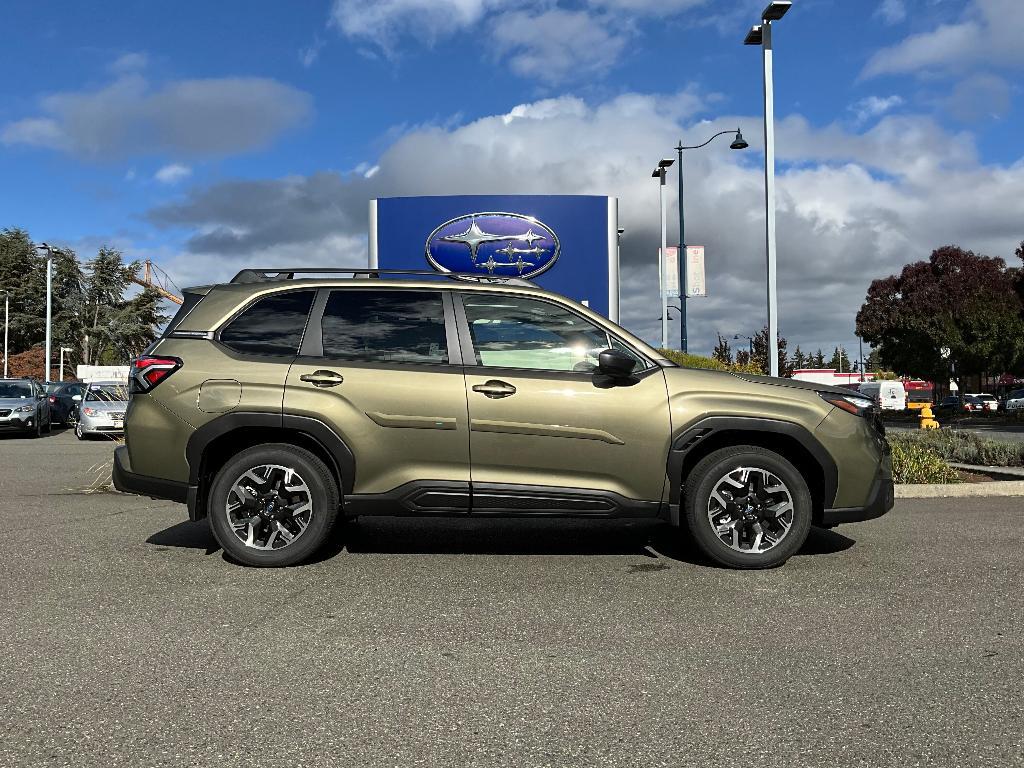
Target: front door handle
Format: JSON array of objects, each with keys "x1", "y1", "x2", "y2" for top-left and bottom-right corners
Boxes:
[
  {"x1": 472, "y1": 380, "x2": 517, "y2": 399},
  {"x1": 299, "y1": 370, "x2": 345, "y2": 388}
]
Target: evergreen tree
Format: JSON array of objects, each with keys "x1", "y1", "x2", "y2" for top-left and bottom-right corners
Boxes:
[
  {"x1": 751, "y1": 326, "x2": 790, "y2": 376},
  {"x1": 812, "y1": 349, "x2": 827, "y2": 368},
  {"x1": 829, "y1": 345, "x2": 853, "y2": 373},
  {"x1": 0, "y1": 228, "x2": 47, "y2": 354},
  {"x1": 791, "y1": 346, "x2": 806, "y2": 370},
  {"x1": 83, "y1": 247, "x2": 137, "y2": 365}
]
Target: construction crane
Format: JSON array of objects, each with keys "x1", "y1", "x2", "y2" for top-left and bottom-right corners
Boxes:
[{"x1": 132, "y1": 259, "x2": 183, "y2": 305}]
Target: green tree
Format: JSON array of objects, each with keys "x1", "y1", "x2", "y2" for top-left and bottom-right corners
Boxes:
[
  {"x1": 750, "y1": 326, "x2": 789, "y2": 376},
  {"x1": 0, "y1": 228, "x2": 47, "y2": 354},
  {"x1": 812, "y1": 349, "x2": 826, "y2": 368},
  {"x1": 82, "y1": 247, "x2": 137, "y2": 365},
  {"x1": 791, "y1": 346, "x2": 806, "y2": 370},
  {"x1": 856, "y1": 245, "x2": 1024, "y2": 384},
  {"x1": 711, "y1": 333, "x2": 732, "y2": 365},
  {"x1": 829, "y1": 346, "x2": 852, "y2": 373}
]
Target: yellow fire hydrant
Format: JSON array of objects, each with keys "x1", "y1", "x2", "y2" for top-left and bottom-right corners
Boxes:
[{"x1": 919, "y1": 404, "x2": 940, "y2": 430}]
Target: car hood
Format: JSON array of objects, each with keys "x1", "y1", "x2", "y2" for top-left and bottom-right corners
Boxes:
[
  {"x1": 728, "y1": 372, "x2": 859, "y2": 398},
  {"x1": 83, "y1": 401, "x2": 127, "y2": 411}
]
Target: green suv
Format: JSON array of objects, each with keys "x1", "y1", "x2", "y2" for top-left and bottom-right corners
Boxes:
[{"x1": 114, "y1": 269, "x2": 892, "y2": 569}]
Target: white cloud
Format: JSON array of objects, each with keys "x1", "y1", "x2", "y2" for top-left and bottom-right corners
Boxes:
[
  {"x1": 490, "y1": 9, "x2": 628, "y2": 84},
  {"x1": 147, "y1": 89, "x2": 1024, "y2": 356},
  {"x1": 875, "y1": 0, "x2": 907, "y2": 25},
  {"x1": 1, "y1": 70, "x2": 312, "y2": 160},
  {"x1": 329, "y1": 0, "x2": 494, "y2": 49},
  {"x1": 863, "y1": 0, "x2": 1024, "y2": 77},
  {"x1": 848, "y1": 94, "x2": 904, "y2": 124},
  {"x1": 109, "y1": 52, "x2": 148, "y2": 74},
  {"x1": 154, "y1": 163, "x2": 192, "y2": 184}
]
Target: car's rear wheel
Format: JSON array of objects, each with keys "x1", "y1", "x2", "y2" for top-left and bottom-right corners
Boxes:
[
  {"x1": 683, "y1": 445, "x2": 812, "y2": 569},
  {"x1": 208, "y1": 443, "x2": 339, "y2": 567}
]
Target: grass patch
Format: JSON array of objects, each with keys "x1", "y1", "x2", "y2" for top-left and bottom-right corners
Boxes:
[
  {"x1": 889, "y1": 435, "x2": 961, "y2": 484},
  {"x1": 896, "y1": 430, "x2": 1024, "y2": 467}
]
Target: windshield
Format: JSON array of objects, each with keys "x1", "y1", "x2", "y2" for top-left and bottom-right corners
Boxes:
[
  {"x1": 85, "y1": 384, "x2": 128, "y2": 402},
  {"x1": 0, "y1": 382, "x2": 32, "y2": 398}
]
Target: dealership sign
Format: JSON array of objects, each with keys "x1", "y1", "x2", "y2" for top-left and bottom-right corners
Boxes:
[
  {"x1": 371, "y1": 195, "x2": 620, "y2": 320},
  {"x1": 685, "y1": 245, "x2": 706, "y2": 298}
]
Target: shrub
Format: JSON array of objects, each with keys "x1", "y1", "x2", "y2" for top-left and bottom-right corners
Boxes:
[
  {"x1": 889, "y1": 435, "x2": 961, "y2": 484},
  {"x1": 902, "y1": 429, "x2": 1024, "y2": 467},
  {"x1": 657, "y1": 349, "x2": 762, "y2": 375}
]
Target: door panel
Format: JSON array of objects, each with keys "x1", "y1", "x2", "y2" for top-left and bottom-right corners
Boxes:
[
  {"x1": 457, "y1": 292, "x2": 671, "y2": 504},
  {"x1": 284, "y1": 287, "x2": 470, "y2": 500},
  {"x1": 464, "y1": 367, "x2": 670, "y2": 502}
]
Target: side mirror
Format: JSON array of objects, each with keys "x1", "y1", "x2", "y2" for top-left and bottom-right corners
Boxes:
[
  {"x1": 597, "y1": 348, "x2": 637, "y2": 378},
  {"x1": 72, "y1": 394, "x2": 82, "y2": 402}
]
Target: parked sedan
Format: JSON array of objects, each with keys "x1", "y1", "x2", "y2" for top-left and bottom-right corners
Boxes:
[
  {"x1": 1006, "y1": 389, "x2": 1024, "y2": 411},
  {"x1": 45, "y1": 381, "x2": 86, "y2": 426},
  {"x1": 75, "y1": 381, "x2": 128, "y2": 439},
  {"x1": 965, "y1": 393, "x2": 999, "y2": 412}
]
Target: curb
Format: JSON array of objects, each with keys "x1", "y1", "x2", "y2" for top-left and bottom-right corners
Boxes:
[
  {"x1": 896, "y1": 481, "x2": 1024, "y2": 498},
  {"x1": 948, "y1": 462, "x2": 1024, "y2": 480}
]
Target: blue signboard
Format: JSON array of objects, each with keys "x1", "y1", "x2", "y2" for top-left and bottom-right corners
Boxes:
[{"x1": 370, "y1": 195, "x2": 619, "y2": 320}]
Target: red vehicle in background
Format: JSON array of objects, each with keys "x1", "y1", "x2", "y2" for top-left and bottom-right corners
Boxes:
[{"x1": 904, "y1": 380, "x2": 934, "y2": 410}]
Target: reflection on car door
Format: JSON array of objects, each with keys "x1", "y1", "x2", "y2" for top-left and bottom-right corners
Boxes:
[{"x1": 457, "y1": 292, "x2": 671, "y2": 515}]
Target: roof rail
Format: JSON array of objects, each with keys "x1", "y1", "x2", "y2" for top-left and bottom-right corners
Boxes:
[{"x1": 229, "y1": 268, "x2": 534, "y2": 287}]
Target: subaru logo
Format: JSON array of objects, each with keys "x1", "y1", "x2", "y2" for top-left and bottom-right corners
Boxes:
[{"x1": 425, "y1": 212, "x2": 560, "y2": 279}]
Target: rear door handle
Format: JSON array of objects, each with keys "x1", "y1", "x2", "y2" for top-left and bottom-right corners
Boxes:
[
  {"x1": 472, "y1": 380, "x2": 516, "y2": 399},
  {"x1": 299, "y1": 370, "x2": 345, "y2": 388}
]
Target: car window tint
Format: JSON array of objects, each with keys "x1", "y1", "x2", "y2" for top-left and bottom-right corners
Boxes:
[
  {"x1": 321, "y1": 290, "x2": 448, "y2": 364},
  {"x1": 221, "y1": 290, "x2": 315, "y2": 356},
  {"x1": 462, "y1": 295, "x2": 637, "y2": 372}
]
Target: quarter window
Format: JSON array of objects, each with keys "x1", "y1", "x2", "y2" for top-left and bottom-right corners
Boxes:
[
  {"x1": 462, "y1": 295, "x2": 645, "y2": 372},
  {"x1": 220, "y1": 290, "x2": 315, "y2": 356},
  {"x1": 320, "y1": 290, "x2": 448, "y2": 364}
]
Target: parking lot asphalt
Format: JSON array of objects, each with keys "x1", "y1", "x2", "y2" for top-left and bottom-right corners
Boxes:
[{"x1": 1, "y1": 430, "x2": 1022, "y2": 768}]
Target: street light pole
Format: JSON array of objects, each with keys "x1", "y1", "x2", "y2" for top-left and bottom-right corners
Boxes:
[
  {"x1": 745, "y1": 1, "x2": 791, "y2": 378},
  {"x1": 652, "y1": 158, "x2": 674, "y2": 350},
  {"x1": 2, "y1": 292, "x2": 8, "y2": 378},
  {"x1": 674, "y1": 128, "x2": 748, "y2": 353},
  {"x1": 59, "y1": 346, "x2": 72, "y2": 382},
  {"x1": 38, "y1": 243, "x2": 54, "y2": 382}
]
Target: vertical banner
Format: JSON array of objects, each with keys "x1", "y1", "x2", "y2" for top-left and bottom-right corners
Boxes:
[
  {"x1": 686, "y1": 245, "x2": 706, "y2": 297},
  {"x1": 660, "y1": 246, "x2": 679, "y2": 297}
]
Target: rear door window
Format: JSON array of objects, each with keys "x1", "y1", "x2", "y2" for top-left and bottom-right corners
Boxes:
[
  {"x1": 320, "y1": 290, "x2": 448, "y2": 364},
  {"x1": 220, "y1": 290, "x2": 315, "y2": 356}
]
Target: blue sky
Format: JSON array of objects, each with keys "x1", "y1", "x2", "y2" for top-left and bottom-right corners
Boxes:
[{"x1": 2, "y1": 0, "x2": 1023, "y2": 356}]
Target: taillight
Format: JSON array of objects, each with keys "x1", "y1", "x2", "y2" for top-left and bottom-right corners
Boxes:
[
  {"x1": 130, "y1": 356, "x2": 182, "y2": 394},
  {"x1": 48, "y1": 395, "x2": 56, "y2": 403}
]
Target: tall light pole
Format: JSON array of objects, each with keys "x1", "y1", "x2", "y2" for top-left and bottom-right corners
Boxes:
[
  {"x1": 744, "y1": 0, "x2": 791, "y2": 377},
  {"x1": 651, "y1": 158, "x2": 674, "y2": 349},
  {"x1": 2, "y1": 291, "x2": 8, "y2": 378},
  {"x1": 675, "y1": 128, "x2": 748, "y2": 352},
  {"x1": 37, "y1": 242, "x2": 54, "y2": 382}
]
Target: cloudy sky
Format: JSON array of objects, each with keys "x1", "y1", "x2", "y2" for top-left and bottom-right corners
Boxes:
[{"x1": 2, "y1": 0, "x2": 1023, "y2": 357}]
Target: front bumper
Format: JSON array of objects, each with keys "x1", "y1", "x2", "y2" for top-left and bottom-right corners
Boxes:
[
  {"x1": 821, "y1": 469, "x2": 895, "y2": 527},
  {"x1": 0, "y1": 412, "x2": 35, "y2": 431},
  {"x1": 79, "y1": 411, "x2": 125, "y2": 434},
  {"x1": 113, "y1": 446, "x2": 189, "y2": 503}
]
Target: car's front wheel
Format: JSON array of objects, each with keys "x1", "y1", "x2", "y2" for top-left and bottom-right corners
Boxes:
[
  {"x1": 683, "y1": 445, "x2": 812, "y2": 569},
  {"x1": 208, "y1": 443, "x2": 340, "y2": 567}
]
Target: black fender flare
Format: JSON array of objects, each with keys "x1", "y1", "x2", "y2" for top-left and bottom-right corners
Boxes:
[
  {"x1": 186, "y1": 411, "x2": 356, "y2": 495},
  {"x1": 666, "y1": 415, "x2": 838, "y2": 512}
]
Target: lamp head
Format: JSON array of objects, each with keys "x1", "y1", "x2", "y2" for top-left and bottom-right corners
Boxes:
[
  {"x1": 743, "y1": 25, "x2": 763, "y2": 45},
  {"x1": 658, "y1": 158, "x2": 675, "y2": 168},
  {"x1": 761, "y1": 1, "x2": 792, "y2": 21},
  {"x1": 730, "y1": 129, "x2": 749, "y2": 150}
]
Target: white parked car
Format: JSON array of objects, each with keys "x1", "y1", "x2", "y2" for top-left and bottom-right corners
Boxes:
[{"x1": 1006, "y1": 389, "x2": 1024, "y2": 411}]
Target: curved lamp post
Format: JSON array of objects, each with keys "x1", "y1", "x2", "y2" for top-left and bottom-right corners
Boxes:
[{"x1": 675, "y1": 128, "x2": 748, "y2": 353}]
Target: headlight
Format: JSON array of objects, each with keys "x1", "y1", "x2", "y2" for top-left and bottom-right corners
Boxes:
[
  {"x1": 82, "y1": 407, "x2": 97, "y2": 416},
  {"x1": 14, "y1": 404, "x2": 35, "y2": 413},
  {"x1": 819, "y1": 391, "x2": 875, "y2": 416}
]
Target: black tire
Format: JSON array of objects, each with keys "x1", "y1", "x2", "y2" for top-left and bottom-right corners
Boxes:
[
  {"x1": 207, "y1": 443, "x2": 340, "y2": 567},
  {"x1": 75, "y1": 423, "x2": 87, "y2": 440},
  {"x1": 44, "y1": 414, "x2": 52, "y2": 434},
  {"x1": 683, "y1": 445, "x2": 812, "y2": 570}
]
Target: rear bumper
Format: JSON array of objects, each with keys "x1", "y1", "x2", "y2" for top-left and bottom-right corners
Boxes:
[
  {"x1": 112, "y1": 446, "x2": 190, "y2": 504},
  {"x1": 821, "y1": 471, "x2": 894, "y2": 527}
]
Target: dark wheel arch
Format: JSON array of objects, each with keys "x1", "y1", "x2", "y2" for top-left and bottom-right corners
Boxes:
[
  {"x1": 667, "y1": 416, "x2": 837, "y2": 526},
  {"x1": 185, "y1": 412, "x2": 355, "y2": 520}
]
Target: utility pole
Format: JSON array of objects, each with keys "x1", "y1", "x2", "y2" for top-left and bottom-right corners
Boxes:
[{"x1": 651, "y1": 158, "x2": 674, "y2": 349}]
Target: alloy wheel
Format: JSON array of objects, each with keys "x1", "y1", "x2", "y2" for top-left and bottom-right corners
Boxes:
[
  {"x1": 224, "y1": 464, "x2": 314, "y2": 551},
  {"x1": 707, "y1": 466, "x2": 795, "y2": 554}
]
